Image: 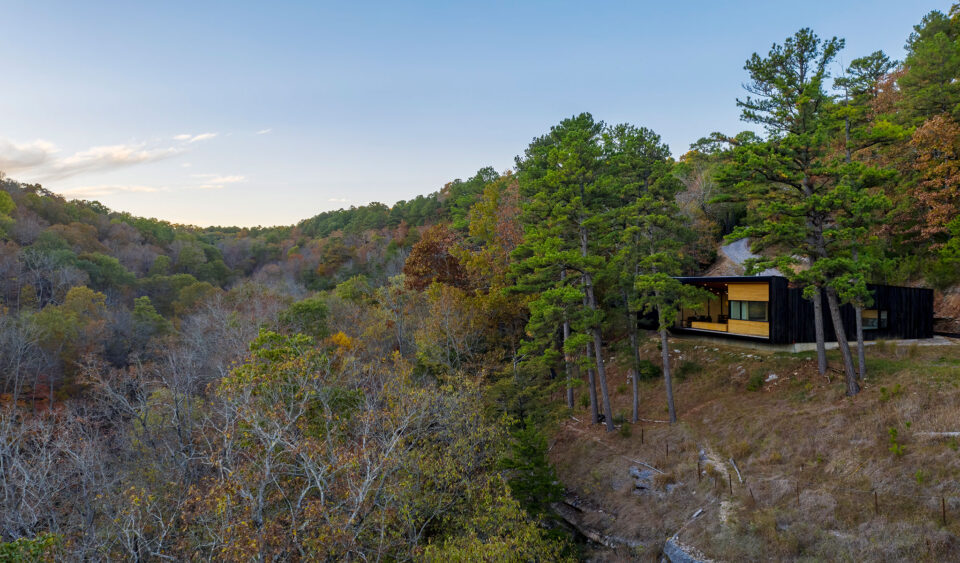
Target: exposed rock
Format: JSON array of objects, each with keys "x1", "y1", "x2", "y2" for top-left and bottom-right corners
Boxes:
[
  {"x1": 630, "y1": 466, "x2": 656, "y2": 492},
  {"x1": 662, "y1": 538, "x2": 713, "y2": 563}
]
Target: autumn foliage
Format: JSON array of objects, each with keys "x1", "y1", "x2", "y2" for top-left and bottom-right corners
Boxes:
[{"x1": 402, "y1": 223, "x2": 469, "y2": 290}]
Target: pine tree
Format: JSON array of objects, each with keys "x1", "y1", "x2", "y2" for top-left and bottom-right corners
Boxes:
[
  {"x1": 604, "y1": 124, "x2": 680, "y2": 423},
  {"x1": 512, "y1": 113, "x2": 616, "y2": 431},
  {"x1": 720, "y1": 28, "x2": 864, "y2": 395}
]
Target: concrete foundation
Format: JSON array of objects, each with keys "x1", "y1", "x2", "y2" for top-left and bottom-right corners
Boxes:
[{"x1": 670, "y1": 333, "x2": 956, "y2": 353}]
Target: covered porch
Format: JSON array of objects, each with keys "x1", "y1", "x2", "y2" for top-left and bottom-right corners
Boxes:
[{"x1": 677, "y1": 280, "x2": 771, "y2": 339}]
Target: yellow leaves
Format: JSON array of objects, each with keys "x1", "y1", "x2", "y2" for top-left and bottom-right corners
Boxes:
[{"x1": 329, "y1": 331, "x2": 355, "y2": 351}]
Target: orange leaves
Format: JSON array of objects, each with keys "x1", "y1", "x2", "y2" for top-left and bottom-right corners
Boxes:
[
  {"x1": 909, "y1": 114, "x2": 960, "y2": 240},
  {"x1": 402, "y1": 224, "x2": 469, "y2": 291}
]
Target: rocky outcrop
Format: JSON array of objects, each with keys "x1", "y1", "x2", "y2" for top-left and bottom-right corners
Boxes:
[{"x1": 662, "y1": 538, "x2": 713, "y2": 563}]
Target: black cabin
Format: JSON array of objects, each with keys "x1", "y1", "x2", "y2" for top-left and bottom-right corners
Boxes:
[{"x1": 671, "y1": 275, "x2": 934, "y2": 345}]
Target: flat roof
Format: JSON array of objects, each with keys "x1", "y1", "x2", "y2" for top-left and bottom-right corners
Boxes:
[
  {"x1": 674, "y1": 275, "x2": 931, "y2": 293},
  {"x1": 674, "y1": 275, "x2": 782, "y2": 283}
]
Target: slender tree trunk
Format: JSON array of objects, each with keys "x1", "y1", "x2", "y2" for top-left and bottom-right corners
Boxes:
[
  {"x1": 562, "y1": 270, "x2": 574, "y2": 408},
  {"x1": 852, "y1": 249, "x2": 866, "y2": 381},
  {"x1": 624, "y1": 290, "x2": 640, "y2": 423},
  {"x1": 825, "y1": 287, "x2": 860, "y2": 395},
  {"x1": 804, "y1": 181, "x2": 828, "y2": 376},
  {"x1": 812, "y1": 288, "x2": 828, "y2": 375},
  {"x1": 591, "y1": 329, "x2": 616, "y2": 432},
  {"x1": 845, "y1": 116, "x2": 852, "y2": 163},
  {"x1": 660, "y1": 325, "x2": 677, "y2": 424},
  {"x1": 585, "y1": 344, "x2": 599, "y2": 424},
  {"x1": 563, "y1": 320, "x2": 575, "y2": 409},
  {"x1": 583, "y1": 272, "x2": 614, "y2": 431},
  {"x1": 579, "y1": 212, "x2": 614, "y2": 431},
  {"x1": 855, "y1": 303, "x2": 866, "y2": 380}
]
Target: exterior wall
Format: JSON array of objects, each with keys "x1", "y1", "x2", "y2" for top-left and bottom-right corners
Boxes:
[
  {"x1": 728, "y1": 319, "x2": 769, "y2": 337},
  {"x1": 728, "y1": 283, "x2": 769, "y2": 302},
  {"x1": 784, "y1": 284, "x2": 934, "y2": 343},
  {"x1": 671, "y1": 276, "x2": 934, "y2": 345}
]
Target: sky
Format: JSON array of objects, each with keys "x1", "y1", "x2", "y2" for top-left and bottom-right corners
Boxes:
[{"x1": 0, "y1": 1, "x2": 946, "y2": 227}]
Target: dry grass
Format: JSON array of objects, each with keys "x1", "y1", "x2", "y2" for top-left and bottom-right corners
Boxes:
[{"x1": 550, "y1": 336, "x2": 960, "y2": 561}]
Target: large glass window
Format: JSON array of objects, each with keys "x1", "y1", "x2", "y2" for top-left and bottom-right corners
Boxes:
[
  {"x1": 730, "y1": 300, "x2": 768, "y2": 322},
  {"x1": 862, "y1": 310, "x2": 888, "y2": 330}
]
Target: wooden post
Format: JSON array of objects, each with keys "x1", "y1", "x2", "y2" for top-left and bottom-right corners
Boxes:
[
  {"x1": 665, "y1": 441, "x2": 669, "y2": 458},
  {"x1": 728, "y1": 473, "x2": 732, "y2": 494},
  {"x1": 697, "y1": 459, "x2": 701, "y2": 483},
  {"x1": 641, "y1": 427, "x2": 644, "y2": 445},
  {"x1": 749, "y1": 487, "x2": 756, "y2": 505}
]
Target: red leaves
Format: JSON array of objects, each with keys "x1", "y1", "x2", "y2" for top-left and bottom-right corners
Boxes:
[
  {"x1": 909, "y1": 114, "x2": 960, "y2": 241},
  {"x1": 402, "y1": 224, "x2": 468, "y2": 291}
]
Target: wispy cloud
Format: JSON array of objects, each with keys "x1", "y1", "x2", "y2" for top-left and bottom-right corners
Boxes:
[
  {"x1": 59, "y1": 184, "x2": 167, "y2": 198},
  {"x1": 256, "y1": 128, "x2": 272, "y2": 135},
  {"x1": 173, "y1": 132, "x2": 218, "y2": 143},
  {"x1": 328, "y1": 197, "x2": 351, "y2": 203},
  {"x1": 0, "y1": 138, "x2": 182, "y2": 181},
  {"x1": 191, "y1": 173, "x2": 246, "y2": 190},
  {"x1": 50, "y1": 144, "x2": 180, "y2": 180},
  {"x1": 0, "y1": 139, "x2": 61, "y2": 173}
]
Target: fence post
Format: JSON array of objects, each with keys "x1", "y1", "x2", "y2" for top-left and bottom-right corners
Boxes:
[{"x1": 874, "y1": 491, "x2": 879, "y2": 516}]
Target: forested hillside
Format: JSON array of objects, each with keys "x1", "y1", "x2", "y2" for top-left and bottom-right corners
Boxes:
[{"x1": 2, "y1": 5, "x2": 960, "y2": 561}]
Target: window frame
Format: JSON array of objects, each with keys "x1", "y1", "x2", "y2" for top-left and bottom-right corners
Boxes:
[{"x1": 729, "y1": 300, "x2": 768, "y2": 322}]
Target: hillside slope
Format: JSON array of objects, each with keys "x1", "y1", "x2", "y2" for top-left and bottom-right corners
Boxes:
[{"x1": 550, "y1": 337, "x2": 960, "y2": 561}]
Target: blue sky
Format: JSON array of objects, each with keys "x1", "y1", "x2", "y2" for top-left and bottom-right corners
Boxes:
[{"x1": 0, "y1": 1, "x2": 945, "y2": 227}]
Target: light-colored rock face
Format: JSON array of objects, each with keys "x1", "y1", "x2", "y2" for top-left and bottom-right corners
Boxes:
[{"x1": 703, "y1": 238, "x2": 782, "y2": 277}]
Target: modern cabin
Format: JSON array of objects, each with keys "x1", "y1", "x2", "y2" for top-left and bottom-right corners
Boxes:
[{"x1": 671, "y1": 275, "x2": 934, "y2": 344}]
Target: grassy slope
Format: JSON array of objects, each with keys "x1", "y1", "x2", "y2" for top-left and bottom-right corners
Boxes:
[{"x1": 550, "y1": 338, "x2": 960, "y2": 561}]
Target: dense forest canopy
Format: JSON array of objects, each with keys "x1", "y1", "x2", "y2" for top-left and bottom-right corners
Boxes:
[{"x1": 2, "y1": 5, "x2": 960, "y2": 560}]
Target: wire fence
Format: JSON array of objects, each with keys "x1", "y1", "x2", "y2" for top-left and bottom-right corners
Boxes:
[{"x1": 690, "y1": 454, "x2": 960, "y2": 526}]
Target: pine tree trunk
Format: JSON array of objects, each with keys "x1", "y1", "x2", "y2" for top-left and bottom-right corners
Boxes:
[
  {"x1": 826, "y1": 287, "x2": 860, "y2": 395},
  {"x1": 591, "y1": 330, "x2": 616, "y2": 432},
  {"x1": 805, "y1": 184, "x2": 828, "y2": 377},
  {"x1": 660, "y1": 326, "x2": 677, "y2": 424},
  {"x1": 562, "y1": 270, "x2": 574, "y2": 408},
  {"x1": 585, "y1": 344, "x2": 599, "y2": 424},
  {"x1": 855, "y1": 303, "x2": 866, "y2": 381},
  {"x1": 624, "y1": 291, "x2": 640, "y2": 424},
  {"x1": 812, "y1": 289, "x2": 828, "y2": 375},
  {"x1": 579, "y1": 213, "x2": 614, "y2": 431},
  {"x1": 563, "y1": 320, "x2": 574, "y2": 409}
]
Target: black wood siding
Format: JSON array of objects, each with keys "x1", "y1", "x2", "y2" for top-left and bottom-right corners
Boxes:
[
  {"x1": 672, "y1": 276, "x2": 934, "y2": 344},
  {"x1": 783, "y1": 284, "x2": 934, "y2": 343}
]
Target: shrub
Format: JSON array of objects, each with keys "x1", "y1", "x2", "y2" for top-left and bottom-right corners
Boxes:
[
  {"x1": 879, "y1": 383, "x2": 903, "y2": 403},
  {"x1": 676, "y1": 361, "x2": 703, "y2": 382},
  {"x1": 746, "y1": 374, "x2": 765, "y2": 392},
  {"x1": 637, "y1": 359, "x2": 661, "y2": 381},
  {"x1": 888, "y1": 427, "x2": 905, "y2": 457}
]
